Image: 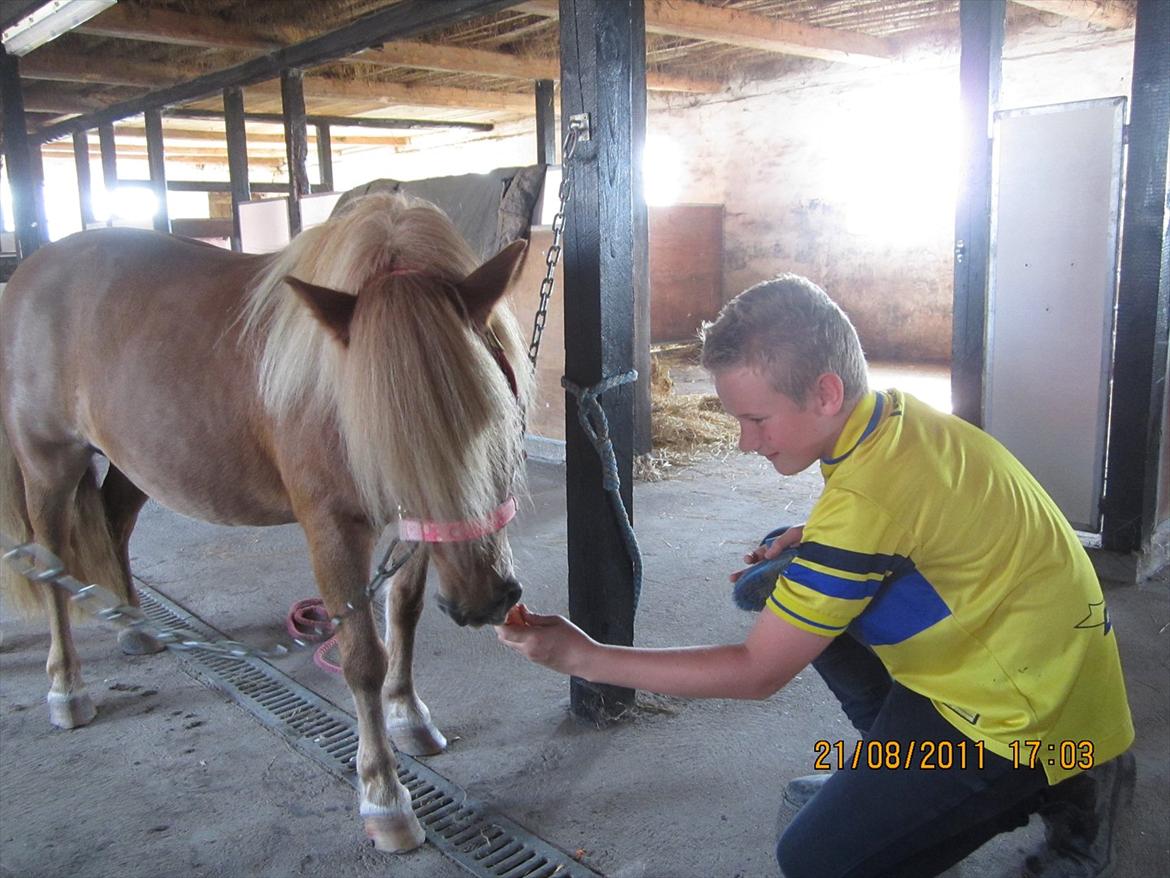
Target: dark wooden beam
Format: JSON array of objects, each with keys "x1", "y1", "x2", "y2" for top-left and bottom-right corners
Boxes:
[
  {"x1": 1, "y1": 49, "x2": 43, "y2": 257},
  {"x1": 98, "y1": 121, "x2": 118, "y2": 197},
  {"x1": 951, "y1": 0, "x2": 1004, "y2": 427},
  {"x1": 281, "y1": 69, "x2": 309, "y2": 237},
  {"x1": 160, "y1": 108, "x2": 493, "y2": 132},
  {"x1": 144, "y1": 108, "x2": 170, "y2": 233},
  {"x1": 72, "y1": 129, "x2": 94, "y2": 228},
  {"x1": 560, "y1": 0, "x2": 649, "y2": 724},
  {"x1": 223, "y1": 86, "x2": 251, "y2": 252},
  {"x1": 32, "y1": 0, "x2": 524, "y2": 143},
  {"x1": 535, "y1": 78, "x2": 555, "y2": 165},
  {"x1": 1102, "y1": 0, "x2": 1170, "y2": 554},
  {"x1": 315, "y1": 124, "x2": 334, "y2": 191}
]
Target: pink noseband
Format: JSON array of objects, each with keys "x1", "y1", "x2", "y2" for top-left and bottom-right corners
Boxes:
[{"x1": 398, "y1": 496, "x2": 518, "y2": 543}]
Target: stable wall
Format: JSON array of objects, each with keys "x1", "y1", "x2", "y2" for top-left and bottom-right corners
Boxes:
[{"x1": 645, "y1": 17, "x2": 1136, "y2": 363}]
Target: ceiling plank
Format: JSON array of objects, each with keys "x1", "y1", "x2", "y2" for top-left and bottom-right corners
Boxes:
[
  {"x1": 246, "y1": 77, "x2": 533, "y2": 113},
  {"x1": 1010, "y1": 0, "x2": 1134, "y2": 29},
  {"x1": 356, "y1": 39, "x2": 721, "y2": 93},
  {"x1": 513, "y1": 0, "x2": 895, "y2": 65},
  {"x1": 33, "y1": 0, "x2": 527, "y2": 143},
  {"x1": 75, "y1": 3, "x2": 280, "y2": 50},
  {"x1": 20, "y1": 49, "x2": 186, "y2": 89}
]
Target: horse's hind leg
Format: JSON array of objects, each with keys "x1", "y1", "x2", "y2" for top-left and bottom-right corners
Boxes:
[
  {"x1": 300, "y1": 513, "x2": 425, "y2": 852},
  {"x1": 382, "y1": 550, "x2": 447, "y2": 755},
  {"x1": 100, "y1": 464, "x2": 162, "y2": 655},
  {"x1": 20, "y1": 443, "x2": 101, "y2": 728}
]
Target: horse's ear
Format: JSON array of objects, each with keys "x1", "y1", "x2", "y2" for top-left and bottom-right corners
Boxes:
[
  {"x1": 456, "y1": 239, "x2": 528, "y2": 325},
  {"x1": 284, "y1": 276, "x2": 356, "y2": 346}
]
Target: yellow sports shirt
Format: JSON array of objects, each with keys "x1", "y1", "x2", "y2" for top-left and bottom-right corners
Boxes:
[{"x1": 767, "y1": 389, "x2": 1134, "y2": 783}]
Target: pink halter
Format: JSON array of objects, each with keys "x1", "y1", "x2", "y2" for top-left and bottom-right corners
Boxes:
[{"x1": 398, "y1": 495, "x2": 518, "y2": 543}]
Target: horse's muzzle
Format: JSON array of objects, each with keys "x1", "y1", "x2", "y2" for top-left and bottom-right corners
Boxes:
[{"x1": 438, "y1": 578, "x2": 522, "y2": 628}]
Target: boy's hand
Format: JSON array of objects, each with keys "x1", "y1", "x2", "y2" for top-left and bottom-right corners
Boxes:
[
  {"x1": 730, "y1": 524, "x2": 804, "y2": 583},
  {"x1": 495, "y1": 603, "x2": 595, "y2": 676}
]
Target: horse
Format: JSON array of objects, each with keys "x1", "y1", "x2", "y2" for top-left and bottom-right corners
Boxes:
[{"x1": 0, "y1": 191, "x2": 533, "y2": 852}]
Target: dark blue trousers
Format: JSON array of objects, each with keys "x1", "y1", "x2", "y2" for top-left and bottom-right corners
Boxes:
[{"x1": 775, "y1": 632, "x2": 1051, "y2": 878}]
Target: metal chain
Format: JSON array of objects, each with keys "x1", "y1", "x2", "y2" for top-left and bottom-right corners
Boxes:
[
  {"x1": 0, "y1": 532, "x2": 416, "y2": 661},
  {"x1": 528, "y1": 113, "x2": 591, "y2": 368}
]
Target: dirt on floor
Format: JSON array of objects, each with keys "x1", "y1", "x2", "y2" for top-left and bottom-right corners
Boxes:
[{"x1": 2, "y1": 454, "x2": 1167, "y2": 878}]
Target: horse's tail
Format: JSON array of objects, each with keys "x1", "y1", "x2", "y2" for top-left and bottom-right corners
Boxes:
[{"x1": 0, "y1": 421, "x2": 131, "y2": 620}]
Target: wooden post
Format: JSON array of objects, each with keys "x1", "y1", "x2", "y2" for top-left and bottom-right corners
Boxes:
[
  {"x1": 951, "y1": 0, "x2": 1004, "y2": 427},
  {"x1": 559, "y1": 0, "x2": 648, "y2": 723},
  {"x1": 98, "y1": 121, "x2": 117, "y2": 224},
  {"x1": 281, "y1": 68, "x2": 310, "y2": 236},
  {"x1": 315, "y1": 123, "x2": 334, "y2": 191},
  {"x1": 535, "y1": 79, "x2": 556, "y2": 165},
  {"x1": 1102, "y1": 0, "x2": 1170, "y2": 554},
  {"x1": 144, "y1": 108, "x2": 170, "y2": 233},
  {"x1": 224, "y1": 86, "x2": 251, "y2": 252},
  {"x1": 1, "y1": 48, "x2": 44, "y2": 257},
  {"x1": 72, "y1": 130, "x2": 95, "y2": 229}
]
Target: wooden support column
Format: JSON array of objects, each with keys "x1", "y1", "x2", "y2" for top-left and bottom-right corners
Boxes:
[
  {"x1": 72, "y1": 130, "x2": 95, "y2": 229},
  {"x1": 98, "y1": 121, "x2": 117, "y2": 224},
  {"x1": 951, "y1": 0, "x2": 1004, "y2": 426},
  {"x1": 281, "y1": 68, "x2": 310, "y2": 236},
  {"x1": 144, "y1": 108, "x2": 170, "y2": 233},
  {"x1": 1102, "y1": 0, "x2": 1170, "y2": 555},
  {"x1": 535, "y1": 78, "x2": 556, "y2": 165},
  {"x1": 224, "y1": 86, "x2": 251, "y2": 252},
  {"x1": 1, "y1": 48, "x2": 45, "y2": 257},
  {"x1": 559, "y1": 0, "x2": 649, "y2": 723},
  {"x1": 315, "y1": 123, "x2": 334, "y2": 191}
]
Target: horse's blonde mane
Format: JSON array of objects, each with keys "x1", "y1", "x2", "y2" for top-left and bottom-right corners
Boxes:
[{"x1": 241, "y1": 192, "x2": 532, "y2": 525}]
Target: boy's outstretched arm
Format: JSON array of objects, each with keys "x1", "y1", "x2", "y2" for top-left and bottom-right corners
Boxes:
[{"x1": 495, "y1": 605, "x2": 829, "y2": 701}]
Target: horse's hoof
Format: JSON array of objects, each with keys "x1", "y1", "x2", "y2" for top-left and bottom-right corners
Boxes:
[
  {"x1": 47, "y1": 690, "x2": 97, "y2": 729},
  {"x1": 385, "y1": 696, "x2": 448, "y2": 755},
  {"x1": 118, "y1": 627, "x2": 166, "y2": 655},
  {"x1": 363, "y1": 812, "x2": 426, "y2": 852},
  {"x1": 388, "y1": 721, "x2": 448, "y2": 756}
]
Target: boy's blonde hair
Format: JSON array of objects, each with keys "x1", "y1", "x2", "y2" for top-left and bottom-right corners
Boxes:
[{"x1": 700, "y1": 274, "x2": 868, "y2": 405}]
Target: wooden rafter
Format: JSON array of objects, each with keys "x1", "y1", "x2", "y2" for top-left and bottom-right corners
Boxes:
[
  {"x1": 75, "y1": 3, "x2": 280, "y2": 50},
  {"x1": 19, "y1": 49, "x2": 186, "y2": 89},
  {"x1": 1010, "y1": 0, "x2": 1134, "y2": 29},
  {"x1": 244, "y1": 77, "x2": 532, "y2": 113},
  {"x1": 513, "y1": 0, "x2": 895, "y2": 65},
  {"x1": 356, "y1": 40, "x2": 722, "y2": 93}
]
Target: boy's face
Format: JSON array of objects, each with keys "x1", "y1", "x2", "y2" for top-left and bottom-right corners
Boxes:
[{"x1": 714, "y1": 366, "x2": 842, "y2": 476}]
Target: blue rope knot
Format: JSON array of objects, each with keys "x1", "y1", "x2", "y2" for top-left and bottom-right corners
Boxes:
[{"x1": 561, "y1": 370, "x2": 643, "y2": 610}]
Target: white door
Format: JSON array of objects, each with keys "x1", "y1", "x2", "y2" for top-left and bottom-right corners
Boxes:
[{"x1": 985, "y1": 97, "x2": 1126, "y2": 532}]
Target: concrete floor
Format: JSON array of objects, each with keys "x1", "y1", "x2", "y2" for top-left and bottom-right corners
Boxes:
[{"x1": 1, "y1": 453, "x2": 1167, "y2": 878}]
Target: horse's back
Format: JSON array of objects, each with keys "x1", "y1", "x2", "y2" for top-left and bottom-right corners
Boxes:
[{"x1": 0, "y1": 229, "x2": 293, "y2": 523}]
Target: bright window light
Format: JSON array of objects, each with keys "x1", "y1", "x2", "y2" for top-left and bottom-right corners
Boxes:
[
  {"x1": 643, "y1": 133, "x2": 683, "y2": 206},
  {"x1": 92, "y1": 184, "x2": 157, "y2": 225},
  {"x1": 814, "y1": 76, "x2": 959, "y2": 244}
]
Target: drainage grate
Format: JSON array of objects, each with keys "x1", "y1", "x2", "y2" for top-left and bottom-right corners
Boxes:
[{"x1": 135, "y1": 583, "x2": 602, "y2": 878}]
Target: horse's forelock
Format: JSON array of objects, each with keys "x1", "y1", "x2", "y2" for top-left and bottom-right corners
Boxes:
[{"x1": 241, "y1": 192, "x2": 529, "y2": 525}]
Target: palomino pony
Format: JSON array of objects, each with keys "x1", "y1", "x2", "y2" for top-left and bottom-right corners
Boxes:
[{"x1": 0, "y1": 192, "x2": 532, "y2": 851}]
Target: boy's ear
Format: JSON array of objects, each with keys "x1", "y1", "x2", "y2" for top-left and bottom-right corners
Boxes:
[{"x1": 814, "y1": 372, "x2": 846, "y2": 415}]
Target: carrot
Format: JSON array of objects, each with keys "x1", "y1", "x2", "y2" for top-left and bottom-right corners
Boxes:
[{"x1": 504, "y1": 603, "x2": 528, "y2": 626}]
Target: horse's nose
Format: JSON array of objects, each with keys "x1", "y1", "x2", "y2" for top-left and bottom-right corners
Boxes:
[{"x1": 503, "y1": 577, "x2": 522, "y2": 608}]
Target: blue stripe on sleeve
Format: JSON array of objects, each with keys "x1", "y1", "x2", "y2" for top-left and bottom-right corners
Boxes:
[
  {"x1": 798, "y1": 542, "x2": 904, "y2": 578},
  {"x1": 784, "y1": 562, "x2": 882, "y2": 600}
]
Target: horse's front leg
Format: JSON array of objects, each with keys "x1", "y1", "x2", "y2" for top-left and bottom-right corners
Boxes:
[
  {"x1": 383, "y1": 550, "x2": 447, "y2": 755},
  {"x1": 301, "y1": 514, "x2": 424, "y2": 852}
]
